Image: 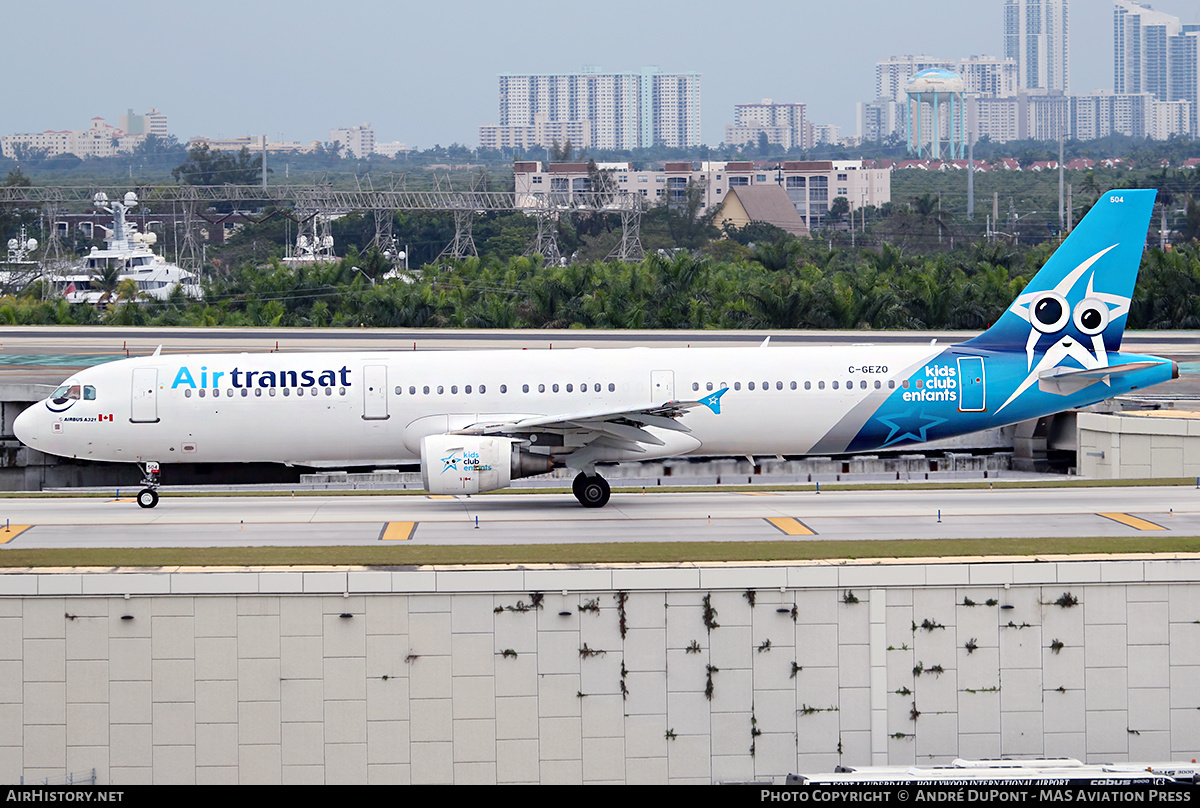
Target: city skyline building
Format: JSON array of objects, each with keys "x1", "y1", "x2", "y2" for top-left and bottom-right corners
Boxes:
[
  {"x1": 1004, "y1": 0, "x2": 1071, "y2": 93},
  {"x1": 328, "y1": 123, "x2": 376, "y2": 159},
  {"x1": 1, "y1": 111, "x2": 166, "y2": 160},
  {"x1": 724, "y1": 100, "x2": 808, "y2": 150},
  {"x1": 1113, "y1": 1, "x2": 1200, "y2": 133},
  {"x1": 489, "y1": 68, "x2": 701, "y2": 151}
]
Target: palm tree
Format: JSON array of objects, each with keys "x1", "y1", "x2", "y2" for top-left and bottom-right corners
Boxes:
[{"x1": 90, "y1": 263, "x2": 123, "y2": 307}]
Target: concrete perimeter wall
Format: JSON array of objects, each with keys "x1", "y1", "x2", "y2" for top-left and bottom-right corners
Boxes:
[
  {"x1": 1078, "y1": 412, "x2": 1200, "y2": 478},
  {"x1": 2, "y1": 560, "x2": 1199, "y2": 785}
]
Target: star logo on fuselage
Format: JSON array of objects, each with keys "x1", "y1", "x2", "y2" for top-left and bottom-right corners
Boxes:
[
  {"x1": 441, "y1": 452, "x2": 459, "y2": 474},
  {"x1": 878, "y1": 407, "x2": 949, "y2": 447}
]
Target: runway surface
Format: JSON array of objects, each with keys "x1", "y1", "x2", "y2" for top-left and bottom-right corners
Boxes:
[{"x1": 1, "y1": 485, "x2": 1198, "y2": 548}]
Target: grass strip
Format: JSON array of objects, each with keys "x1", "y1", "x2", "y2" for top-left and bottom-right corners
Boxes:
[{"x1": 2, "y1": 535, "x2": 1200, "y2": 569}]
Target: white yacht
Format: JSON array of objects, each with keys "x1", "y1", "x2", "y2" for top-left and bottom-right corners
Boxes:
[{"x1": 44, "y1": 192, "x2": 203, "y2": 305}]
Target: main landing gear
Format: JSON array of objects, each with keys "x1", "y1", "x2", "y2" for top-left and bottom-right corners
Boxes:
[
  {"x1": 137, "y1": 461, "x2": 161, "y2": 509},
  {"x1": 572, "y1": 472, "x2": 611, "y2": 508}
]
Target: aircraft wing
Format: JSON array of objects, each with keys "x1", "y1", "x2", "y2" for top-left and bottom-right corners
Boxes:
[{"x1": 449, "y1": 388, "x2": 729, "y2": 451}]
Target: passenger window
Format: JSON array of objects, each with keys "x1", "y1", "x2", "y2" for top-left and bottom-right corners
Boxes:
[
  {"x1": 451, "y1": 385, "x2": 458, "y2": 394},
  {"x1": 269, "y1": 389, "x2": 276, "y2": 397},
  {"x1": 538, "y1": 384, "x2": 545, "y2": 393},
  {"x1": 832, "y1": 381, "x2": 838, "y2": 390},
  {"x1": 734, "y1": 382, "x2": 741, "y2": 390},
  {"x1": 860, "y1": 380, "x2": 867, "y2": 389},
  {"x1": 594, "y1": 383, "x2": 601, "y2": 392},
  {"x1": 437, "y1": 386, "x2": 444, "y2": 394},
  {"x1": 790, "y1": 382, "x2": 797, "y2": 390},
  {"x1": 748, "y1": 382, "x2": 755, "y2": 390},
  {"x1": 902, "y1": 380, "x2": 910, "y2": 389},
  {"x1": 804, "y1": 381, "x2": 811, "y2": 390},
  {"x1": 706, "y1": 382, "x2": 714, "y2": 392},
  {"x1": 776, "y1": 381, "x2": 783, "y2": 390},
  {"x1": 409, "y1": 386, "x2": 416, "y2": 395},
  {"x1": 552, "y1": 384, "x2": 559, "y2": 393},
  {"x1": 423, "y1": 386, "x2": 430, "y2": 395},
  {"x1": 185, "y1": 389, "x2": 192, "y2": 398},
  {"x1": 607, "y1": 383, "x2": 614, "y2": 392},
  {"x1": 199, "y1": 389, "x2": 206, "y2": 398},
  {"x1": 241, "y1": 389, "x2": 248, "y2": 397},
  {"x1": 888, "y1": 380, "x2": 895, "y2": 389},
  {"x1": 874, "y1": 380, "x2": 881, "y2": 389},
  {"x1": 480, "y1": 385, "x2": 486, "y2": 394},
  {"x1": 465, "y1": 385, "x2": 471, "y2": 394},
  {"x1": 282, "y1": 389, "x2": 289, "y2": 397},
  {"x1": 395, "y1": 386, "x2": 402, "y2": 395},
  {"x1": 915, "y1": 379, "x2": 924, "y2": 389},
  {"x1": 522, "y1": 384, "x2": 529, "y2": 393},
  {"x1": 256, "y1": 389, "x2": 263, "y2": 397},
  {"x1": 566, "y1": 384, "x2": 573, "y2": 393}
]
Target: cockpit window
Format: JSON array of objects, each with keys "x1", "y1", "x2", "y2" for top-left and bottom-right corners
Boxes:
[
  {"x1": 83, "y1": 386, "x2": 96, "y2": 400},
  {"x1": 52, "y1": 385, "x2": 82, "y2": 401}
]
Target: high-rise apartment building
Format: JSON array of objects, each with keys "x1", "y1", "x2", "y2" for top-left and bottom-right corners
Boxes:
[
  {"x1": 1004, "y1": 0, "x2": 1070, "y2": 92},
  {"x1": 725, "y1": 100, "x2": 807, "y2": 150},
  {"x1": 1114, "y1": 0, "x2": 1182, "y2": 97},
  {"x1": 956, "y1": 55, "x2": 1019, "y2": 98},
  {"x1": 1112, "y1": 1, "x2": 1200, "y2": 133},
  {"x1": 490, "y1": 68, "x2": 701, "y2": 150}
]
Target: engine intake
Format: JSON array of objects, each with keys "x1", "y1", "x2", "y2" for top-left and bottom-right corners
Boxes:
[{"x1": 420, "y1": 434, "x2": 554, "y2": 495}]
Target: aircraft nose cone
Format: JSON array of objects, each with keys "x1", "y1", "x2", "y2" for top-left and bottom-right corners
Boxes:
[{"x1": 13, "y1": 406, "x2": 38, "y2": 448}]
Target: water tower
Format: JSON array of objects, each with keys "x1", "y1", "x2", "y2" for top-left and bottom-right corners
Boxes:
[{"x1": 905, "y1": 68, "x2": 966, "y2": 161}]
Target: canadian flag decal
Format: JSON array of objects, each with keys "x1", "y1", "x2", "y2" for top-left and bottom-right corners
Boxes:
[{"x1": 99, "y1": 414, "x2": 114, "y2": 422}]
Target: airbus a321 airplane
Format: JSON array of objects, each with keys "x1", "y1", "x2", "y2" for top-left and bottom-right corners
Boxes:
[{"x1": 14, "y1": 189, "x2": 1178, "y2": 509}]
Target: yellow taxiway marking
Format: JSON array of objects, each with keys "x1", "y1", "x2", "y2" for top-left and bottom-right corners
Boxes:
[
  {"x1": 1098, "y1": 513, "x2": 1166, "y2": 531},
  {"x1": 0, "y1": 525, "x2": 33, "y2": 543},
  {"x1": 743, "y1": 492, "x2": 778, "y2": 496},
  {"x1": 426, "y1": 495, "x2": 456, "y2": 500},
  {"x1": 107, "y1": 498, "x2": 136, "y2": 503},
  {"x1": 764, "y1": 517, "x2": 817, "y2": 536},
  {"x1": 379, "y1": 522, "x2": 417, "y2": 541}
]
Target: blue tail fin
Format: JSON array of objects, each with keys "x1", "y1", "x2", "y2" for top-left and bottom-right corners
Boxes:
[{"x1": 964, "y1": 189, "x2": 1155, "y2": 357}]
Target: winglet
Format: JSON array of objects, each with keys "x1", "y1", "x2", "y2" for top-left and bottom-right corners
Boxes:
[
  {"x1": 699, "y1": 386, "x2": 730, "y2": 414},
  {"x1": 152, "y1": 345, "x2": 162, "y2": 357},
  {"x1": 760, "y1": 336, "x2": 771, "y2": 348}
]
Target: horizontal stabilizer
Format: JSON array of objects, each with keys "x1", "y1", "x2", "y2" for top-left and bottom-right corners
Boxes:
[{"x1": 1037, "y1": 360, "x2": 1163, "y2": 395}]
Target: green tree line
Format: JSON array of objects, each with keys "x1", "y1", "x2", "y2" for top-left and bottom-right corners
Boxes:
[{"x1": 7, "y1": 236, "x2": 1200, "y2": 331}]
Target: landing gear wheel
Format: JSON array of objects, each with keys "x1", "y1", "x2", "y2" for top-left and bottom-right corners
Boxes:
[
  {"x1": 574, "y1": 474, "x2": 611, "y2": 508},
  {"x1": 572, "y1": 472, "x2": 588, "y2": 501},
  {"x1": 137, "y1": 488, "x2": 159, "y2": 509}
]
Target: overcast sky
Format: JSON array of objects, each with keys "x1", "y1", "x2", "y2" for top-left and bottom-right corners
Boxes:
[{"x1": 6, "y1": 0, "x2": 1200, "y2": 149}]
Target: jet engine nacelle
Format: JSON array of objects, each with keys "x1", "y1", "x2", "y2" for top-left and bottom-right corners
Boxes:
[{"x1": 420, "y1": 434, "x2": 554, "y2": 495}]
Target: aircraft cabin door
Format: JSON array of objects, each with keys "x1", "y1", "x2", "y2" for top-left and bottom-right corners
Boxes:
[
  {"x1": 130, "y1": 368, "x2": 159, "y2": 423},
  {"x1": 651, "y1": 370, "x2": 675, "y2": 403},
  {"x1": 957, "y1": 356, "x2": 986, "y2": 412},
  {"x1": 362, "y1": 365, "x2": 390, "y2": 420}
]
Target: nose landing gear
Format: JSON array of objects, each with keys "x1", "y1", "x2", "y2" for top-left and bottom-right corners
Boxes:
[
  {"x1": 137, "y1": 461, "x2": 161, "y2": 509},
  {"x1": 572, "y1": 472, "x2": 611, "y2": 508}
]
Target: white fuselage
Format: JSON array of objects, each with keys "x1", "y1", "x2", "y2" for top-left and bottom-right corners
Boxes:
[{"x1": 16, "y1": 344, "x2": 943, "y2": 467}]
